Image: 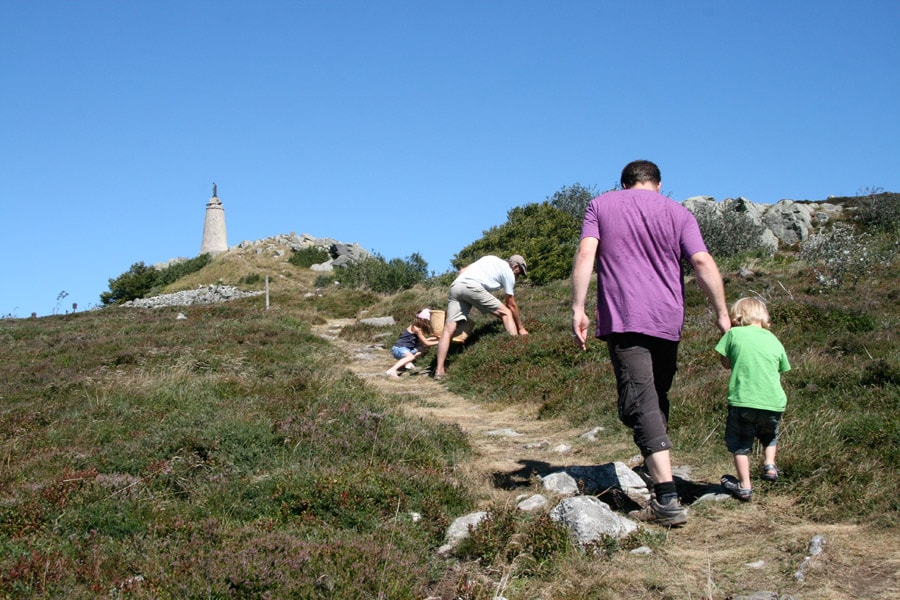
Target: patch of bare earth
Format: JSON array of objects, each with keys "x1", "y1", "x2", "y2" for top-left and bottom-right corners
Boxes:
[{"x1": 315, "y1": 319, "x2": 900, "y2": 599}]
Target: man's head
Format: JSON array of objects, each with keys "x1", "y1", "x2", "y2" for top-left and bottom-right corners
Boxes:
[
  {"x1": 508, "y1": 255, "x2": 528, "y2": 277},
  {"x1": 621, "y1": 160, "x2": 662, "y2": 191}
]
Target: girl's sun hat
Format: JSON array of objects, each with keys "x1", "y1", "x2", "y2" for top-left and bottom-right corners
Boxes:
[{"x1": 416, "y1": 308, "x2": 431, "y2": 320}]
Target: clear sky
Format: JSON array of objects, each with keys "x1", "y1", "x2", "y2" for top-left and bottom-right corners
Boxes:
[{"x1": 2, "y1": 1, "x2": 898, "y2": 317}]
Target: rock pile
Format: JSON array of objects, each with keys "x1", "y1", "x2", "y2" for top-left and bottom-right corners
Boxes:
[{"x1": 121, "y1": 285, "x2": 264, "y2": 309}]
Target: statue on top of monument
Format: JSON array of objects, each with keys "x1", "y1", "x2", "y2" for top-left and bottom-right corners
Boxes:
[{"x1": 212, "y1": 182, "x2": 218, "y2": 197}]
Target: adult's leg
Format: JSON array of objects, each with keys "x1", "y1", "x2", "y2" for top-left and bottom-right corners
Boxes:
[
  {"x1": 490, "y1": 305, "x2": 517, "y2": 335},
  {"x1": 434, "y1": 320, "x2": 458, "y2": 377},
  {"x1": 435, "y1": 283, "x2": 470, "y2": 377},
  {"x1": 650, "y1": 337, "x2": 679, "y2": 425},
  {"x1": 608, "y1": 333, "x2": 676, "y2": 488}
]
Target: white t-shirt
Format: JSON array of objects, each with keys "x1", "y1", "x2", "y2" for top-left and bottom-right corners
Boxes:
[{"x1": 455, "y1": 256, "x2": 515, "y2": 296}]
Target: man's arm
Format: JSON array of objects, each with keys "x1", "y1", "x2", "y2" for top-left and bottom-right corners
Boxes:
[
  {"x1": 504, "y1": 294, "x2": 528, "y2": 335},
  {"x1": 571, "y1": 237, "x2": 598, "y2": 350},
  {"x1": 690, "y1": 251, "x2": 731, "y2": 334}
]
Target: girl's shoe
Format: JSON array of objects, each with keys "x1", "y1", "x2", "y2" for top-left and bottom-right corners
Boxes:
[
  {"x1": 721, "y1": 475, "x2": 752, "y2": 501},
  {"x1": 761, "y1": 464, "x2": 779, "y2": 482}
]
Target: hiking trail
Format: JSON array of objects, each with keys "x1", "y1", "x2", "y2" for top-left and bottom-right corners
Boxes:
[{"x1": 312, "y1": 318, "x2": 592, "y2": 504}]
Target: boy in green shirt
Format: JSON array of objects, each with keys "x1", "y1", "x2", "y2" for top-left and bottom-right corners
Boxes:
[{"x1": 715, "y1": 297, "x2": 790, "y2": 501}]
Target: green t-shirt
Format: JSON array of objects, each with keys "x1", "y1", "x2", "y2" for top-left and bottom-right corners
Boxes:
[{"x1": 715, "y1": 326, "x2": 790, "y2": 411}]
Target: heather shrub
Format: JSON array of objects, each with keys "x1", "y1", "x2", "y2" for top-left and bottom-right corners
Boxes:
[{"x1": 288, "y1": 245, "x2": 331, "y2": 268}]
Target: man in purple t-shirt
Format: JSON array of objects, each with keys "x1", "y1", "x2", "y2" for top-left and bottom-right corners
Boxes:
[{"x1": 571, "y1": 160, "x2": 730, "y2": 526}]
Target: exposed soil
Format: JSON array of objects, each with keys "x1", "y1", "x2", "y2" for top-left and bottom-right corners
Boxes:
[{"x1": 314, "y1": 318, "x2": 900, "y2": 599}]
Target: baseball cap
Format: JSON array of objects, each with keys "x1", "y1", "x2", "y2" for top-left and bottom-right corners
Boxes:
[{"x1": 509, "y1": 255, "x2": 528, "y2": 276}]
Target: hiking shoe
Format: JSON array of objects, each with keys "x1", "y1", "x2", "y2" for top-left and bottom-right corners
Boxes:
[
  {"x1": 720, "y1": 474, "x2": 752, "y2": 501},
  {"x1": 628, "y1": 497, "x2": 687, "y2": 527}
]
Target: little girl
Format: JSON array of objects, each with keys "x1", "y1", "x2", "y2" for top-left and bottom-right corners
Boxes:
[
  {"x1": 385, "y1": 309, "x2": 439, "y2": 379},
  {"x1": 715, "y1": 297, "x2": 791, "y2": 501}
]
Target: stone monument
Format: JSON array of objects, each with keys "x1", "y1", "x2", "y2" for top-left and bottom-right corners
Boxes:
[{"x1": 200, "y1": 182, "x2": 229, "y2": 255}]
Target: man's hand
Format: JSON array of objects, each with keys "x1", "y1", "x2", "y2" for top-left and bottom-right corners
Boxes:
[{"x1": 572, "y1": 310, "x2": 589, "y2": 351}]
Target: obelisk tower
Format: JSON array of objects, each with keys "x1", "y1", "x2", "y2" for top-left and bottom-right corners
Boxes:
[{"x1": 200, "y1": 182, "x2": 228, "y2": 255}]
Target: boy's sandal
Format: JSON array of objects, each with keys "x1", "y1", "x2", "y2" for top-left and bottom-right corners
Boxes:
[
  {"x1": 720, "y1": 475, "x2": 752, "y2": 502},
  {"x1": 761, "y1": 464, "x2": 779, "y2": 482}
]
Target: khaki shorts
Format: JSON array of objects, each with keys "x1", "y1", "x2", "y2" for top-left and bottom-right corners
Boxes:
[{"x1": 446, "y1": 279, "x2": 502, "y2": 323}]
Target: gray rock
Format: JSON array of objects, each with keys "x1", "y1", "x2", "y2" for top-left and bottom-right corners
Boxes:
[
  {"x1": 540, "y1": 472, "x2": 579, "y2": 496},
  {"x1": 439, "y1": 511, "x2": 489, "y2": 556},
  {"x1": 359, "y1": 316, "x2": 396, "y2": 327},
  {"x1": 516, "y1": 494, "x2": 548, "y2": 512},
  {"x1": 762, "y1": 200, "x2": 813, "y2": 245},
  {"x1": 549, "y1": 496, "x2": 639, "y2": 545},
  {"x1": 562, "y1": 462, "x2": 651, "y2": 500}
]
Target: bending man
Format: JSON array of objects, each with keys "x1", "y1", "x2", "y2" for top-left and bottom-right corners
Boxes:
[{"x1": 434, "y1": 254, "x2": 528, "y2": 379}]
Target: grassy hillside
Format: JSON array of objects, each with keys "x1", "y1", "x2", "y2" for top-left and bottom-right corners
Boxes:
[{"x1": 1, "y1": 218, "x2": 898, "y2": 597}]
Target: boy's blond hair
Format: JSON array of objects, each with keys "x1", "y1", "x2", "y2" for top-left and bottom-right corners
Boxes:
[{"x1": 730, "y1": 297, "x2": 771, "y2": 328}]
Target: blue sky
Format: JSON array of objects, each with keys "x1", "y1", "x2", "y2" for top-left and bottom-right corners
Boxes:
[{"x1": 2, "y1": 1, "x2": 898, "y2": 317}]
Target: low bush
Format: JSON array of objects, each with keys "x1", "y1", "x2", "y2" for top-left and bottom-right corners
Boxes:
[
  {"x1": 799, "y1": 222, "x2": 874, "y2": 290},
  {"x1": 316, "y1": 253, "x2": 428, "y2": 293},
  {"x1": 692, "y1": 203, "x2": 771, "y2": 258},
  {"x1": 288, "y1": 245, "x2": 331, "y2": 268}
]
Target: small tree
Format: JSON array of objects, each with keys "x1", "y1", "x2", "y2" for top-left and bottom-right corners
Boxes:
[
  {"x1": 100, "y1": 262, "x2": 157, "y2": 305},
  {"x1": 548, "y1": 183, "x2": 599, "y2": 221}
]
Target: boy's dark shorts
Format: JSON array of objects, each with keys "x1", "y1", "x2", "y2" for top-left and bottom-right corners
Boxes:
[{"x1": 725, "y1": 406, "x2": 783, "y2": 455}]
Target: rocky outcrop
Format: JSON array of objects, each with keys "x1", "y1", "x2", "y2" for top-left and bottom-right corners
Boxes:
[
  {"x1": 234, "y1": 233, "x2": 371, "y2": 272},
  {"x1": 682, "y1": 197, "x2": 843, "y2": 253}
]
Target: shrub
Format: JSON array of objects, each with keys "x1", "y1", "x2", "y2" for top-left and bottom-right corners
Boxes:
[
  {"x1": 100, "y1": 255, "x2": 211, "y2": 305},
  {"x1": 799, "y1": 222, "x2": 874, "y2": 289},
  {"x1": 692, "y1": 203, "x2": 771, "y2": 258},
  {"x1": 154, "y1": 254, "x2": 211, "y2": 287},
  {"x1": 853, "y1": 188, "x2": 900, "y2": 233},
  {"x1": 454, "y1": 202, "x2": 581, "y2": 284},
  {"x1": 316, "y1": 253, "x2": 428, "y2": 294},
  {"x1": 100, "y1": 262, "x2": 158, "y2": 305},
  {"x1": 288, "y1": 246, "x2": 331, "y2": 268}
]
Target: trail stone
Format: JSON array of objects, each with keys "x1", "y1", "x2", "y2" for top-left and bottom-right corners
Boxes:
[{"x1": 549, "y1": 496, "x2": 639, "y2": 545}]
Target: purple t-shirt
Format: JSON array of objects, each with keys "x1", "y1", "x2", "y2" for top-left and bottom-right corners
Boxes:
[{"x1": 580, "y1": 189, "x2": 708, "y2": 341}]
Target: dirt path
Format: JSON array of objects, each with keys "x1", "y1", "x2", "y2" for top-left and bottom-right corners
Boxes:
[{"x1": 313, "y1": 319, "x2": 591, "y2": 505}]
